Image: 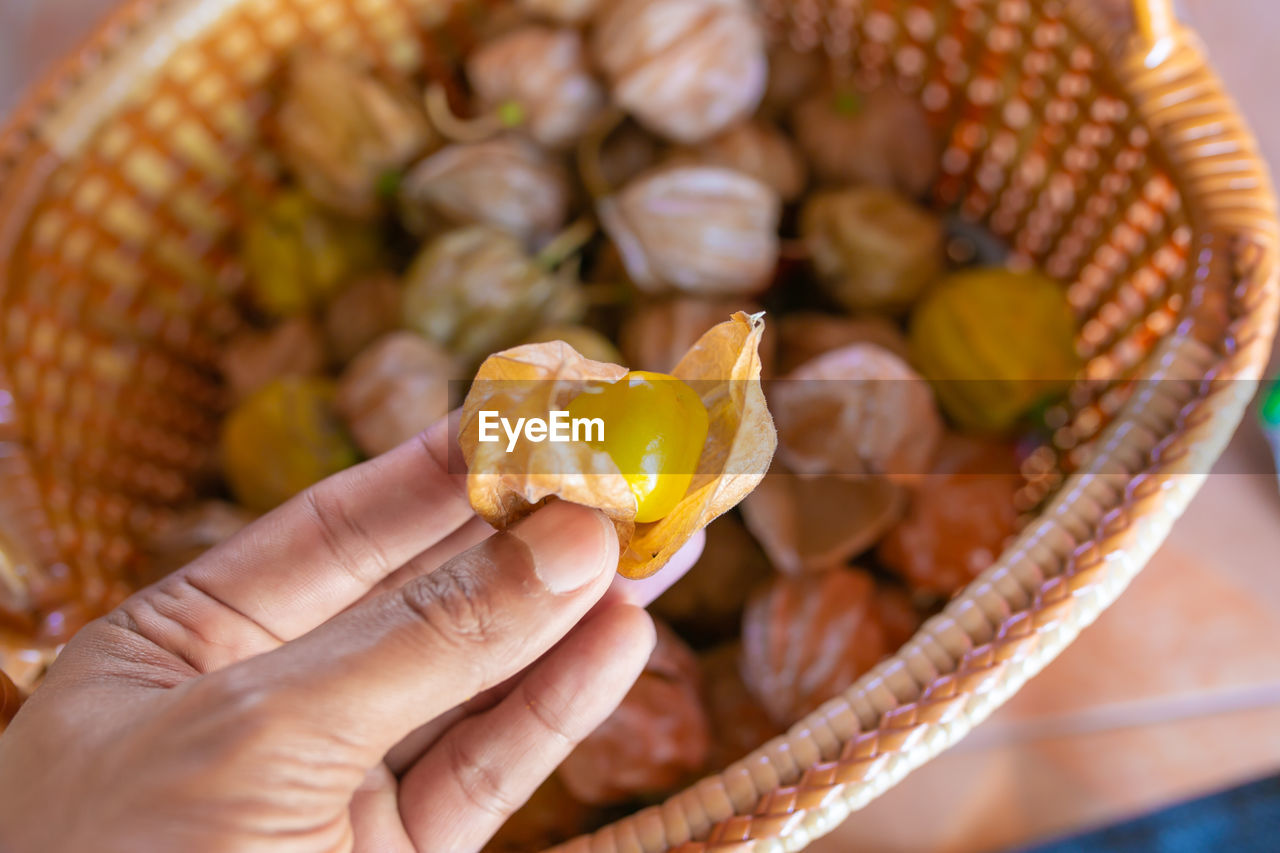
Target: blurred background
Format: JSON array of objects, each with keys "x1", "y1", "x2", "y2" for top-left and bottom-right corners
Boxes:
[{"x1": 3, "y1": 1, "x2": 1280, "y2": 851}]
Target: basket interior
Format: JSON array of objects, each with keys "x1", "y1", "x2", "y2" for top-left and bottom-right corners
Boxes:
[{"x1": 0, "y1": 0, "x2": 1193, "y2": 641}]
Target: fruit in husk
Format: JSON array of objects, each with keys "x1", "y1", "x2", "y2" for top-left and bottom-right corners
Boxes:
[
  {"x1": 559, "y1": 622, "x2": 709, "y2": 804},
  {"x1": 777, "y1": 312, "x2": 910, "y2": 374},
  {"x1": 274, "y1": 50, "x2": 433, "y2": 219},
  {"x1": 741, "y1": 568, "x2": 907, "y2": 726},
  {"x1": 909, "y1": 268, "x2": 1080, "y2": 432},
  {"x1": 878, "y1": 435, "x2": 1021, "y2": 598},
  {"x1": 220, "y1": 377, "x2": 360, "y2": 512},
  {"x1": 323, "y1": 272, "x2": 403, "y2": 366},
  {"x1": 336, "y1": 333, "x2": 456, "y2": 458},
  {"x1": 459, "y1": 311, "x2": 775, "y2": 579},
  {"x1": 592, "y1": 0, "x2": 766, "y2": 144},
  {"x1": 651, "y1": 515, "x2": 772, "y2": 643},
  {"x1": 669, "y1": 120, "x2": 808, "y2": 202},
  {"x1": 599, "y1": 165, "x2": 781, "y2": 296},
  {"x1": 467, "y1": 26, "x2": 605, "y2": 149},
  {"x1": 567, "y1": 370, "x2": 711, "y2": 524},
  {"x1": 220, "y1": 317, "x2": 325, "y2": 402},
  {"x1": 242, "y1": 191, "x2": 380, "y2": 318},
  {"x1": 773, "y1": 343, "x2": 942, "y2": 480},
  {"x1": 793, "y1": 84, "x2": 938, "y2": 194},
  {"x1": 740, "y1": 464, "x2": 906, "y2": 575},
  {"x1": 401, "y1": 225, "x2": 584, "y2": 369},
  {"x1": 801, "y1": 186, "x2": 944, "y2": 314},
  {"x1": 399, "y1": 136, "x2": 570, "y2": 245},
  {"x1": 699, "y1": 642, "x2": 781, "y2": 769}
]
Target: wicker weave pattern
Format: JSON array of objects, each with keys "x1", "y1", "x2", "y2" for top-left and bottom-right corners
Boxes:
[{"x1": 0, "y1": 0, "x2": 1276, "y2": 850}]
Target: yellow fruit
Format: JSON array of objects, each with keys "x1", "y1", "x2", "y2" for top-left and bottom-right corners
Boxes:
[
  {"x1": 242, "y1": 191, "x2": 380, "y2": 318},
  {"x1": 909, "y1": 268, "x2": 1080, "y2": 433},
  {"x1": 568, "y1": 371, "x2": 709, "y2": 523},
  {"x1": 221, "y1": 377, "x2": 360, "y2": 512}
]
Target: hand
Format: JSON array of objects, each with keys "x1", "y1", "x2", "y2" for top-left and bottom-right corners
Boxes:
[{"x1": 0, "y1": 415, "x2": 703, "y2": 852}]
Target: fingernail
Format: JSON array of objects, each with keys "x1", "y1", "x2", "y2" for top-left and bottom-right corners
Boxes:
[{"x1": 514, "y1": 502, "x2": 615, "y2": 594}]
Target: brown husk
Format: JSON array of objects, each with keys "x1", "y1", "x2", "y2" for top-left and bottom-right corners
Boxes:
[{"x1": 460, "y1": 311, "x2": 775, "y2": 578}]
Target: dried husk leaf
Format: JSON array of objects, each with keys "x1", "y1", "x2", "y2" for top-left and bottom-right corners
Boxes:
[
  {"x1": 669, "y1": 120, "x2": 808, "y2": 202},
  {"x1": 399, "y1": 136, "x2": 569, "y2": 245},
  {"x1": 774, "y1": 343, "x2": 942, "y2": 481},
  {"x1": 599, "y1": 165, "x2": 781, "y2": 296},
  {"x1": 740, "y1": 568, "x2": 899, "y2": 726},
  {"x1": 793, "y1": 84, "x2": 938, "y2": 194},
  {"x1": 777, "y1": 311, "x2": 910, "y2": 374},
  {"x1": 220, "y1": 317, "x2": 325, "y2": 403},
  {"x1": 275, "y1": 50, "x2": 434, "y2": 218},
  {"x1": 467, "y1": 26, "x2": 605, "y2": 149},
  {"x1": 460, "y1": 311, "x2": 775, "y2": 578},
  {"x1": 878, "y1": 435, "x2": 1021, "y2": 598},
  {"x1": 522, "y1": 324, "x2": 623, "y2": 365},
  {"x1": 336, "y1": 332, "x2": 456, "y2": 457},
  {"x1": 740, "y1": 465, "x2": 906, "y2": 575},
  {"x1": 559, "y1": 622, "x2": 709, "y2": 804},
  {"x1": 592, "y1": 0, "x2": 766, "y2": 144}
]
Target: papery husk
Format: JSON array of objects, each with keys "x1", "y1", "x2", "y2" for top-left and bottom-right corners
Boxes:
[
  {"x1": 699, "y1": 641, "x2": 781, "y2": 769},
  {"x1": 878, "y1": 434, "x2": 1021, "y2": 597},
  {"x1": 669, "y1": 120, "x2": 808, "y2": 202},
  {"x1": 740, "y1": 568, "x2": 897, "y2": 727},
  {"x1": 773, "y1": 343, "x2": 942, "y2": 481},
  {"x1": 336, "y1": 332, "x2": 456, "y2": 457},
  {"x1": 651, "y1": 515, "x2": 771, "y2": 643},
  {"x1": 559, "y1": 621, "x2": 709, "y2": 805},
  {"x1": 793, "y1": 84, "x2": 938, "y2": 194},
  {"x1": 460, "y1": 311, "x2": 775, "y2": 579},
  {"x1": 740, "y1": 465, "x2": 906, "y2": 575},
  {"x1": 399, "y1": 136, "x2": 570, "y2": 245},
  {"x1": 467, "y1": 26, "x2": 605, "y2": 149},
  {"x1": 274, "y1": 50, "x2": 434, "y2": 218},
  {"x1": 522, "y1": 324, "x2": 622, "y2": 365},
  {"x1": 777, "y1": 311, "x2": 910, "y2": 374},
  {"x1": 592, "y1": 0, "x2": 766, "y2": 144},
  {"x1": 324, "y1": 272, "x2": 403, "y2": 366},
  {"x1": 598, "y1": 165, "x2": 781, "y2": 296}
]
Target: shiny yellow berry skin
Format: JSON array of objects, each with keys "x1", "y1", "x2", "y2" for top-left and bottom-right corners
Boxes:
[{"x1": 568, "y1": 371, "x2": 709, "y2": 523}]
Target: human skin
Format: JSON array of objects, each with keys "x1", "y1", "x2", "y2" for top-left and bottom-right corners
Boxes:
[{"x1": 0, "y1": 413, "x2": 703, "y2": 852}]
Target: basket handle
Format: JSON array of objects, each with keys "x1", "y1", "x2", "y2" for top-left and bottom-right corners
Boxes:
[{"x1": 1132, "y1": 0, "x2": 1178, "y2": 46}]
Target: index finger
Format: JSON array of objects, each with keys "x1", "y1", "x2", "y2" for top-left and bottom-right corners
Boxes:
[{"x1": 136, "y1": 412, "x2": 474, "y2": 652}]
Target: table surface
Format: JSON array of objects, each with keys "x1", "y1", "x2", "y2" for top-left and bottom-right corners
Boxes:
[{"x1": 3, "y1": 1, "x2": 1280, "y2": 851}]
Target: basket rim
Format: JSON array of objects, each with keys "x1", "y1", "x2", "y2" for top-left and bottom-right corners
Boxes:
[{"x1": 0, "y1": 2, "x2": 1278, "y2": 853}]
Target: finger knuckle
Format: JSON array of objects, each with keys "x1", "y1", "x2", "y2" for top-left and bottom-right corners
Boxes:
[
  {"x1": 444, "y1": 734, "x2": 521, "y2": 820},
  {"x1": 399, "y1": 565, "x2": 501, "y2": 650},
  {"x1": 303, "y1": 484, "x2": 393, "y2": 586}
]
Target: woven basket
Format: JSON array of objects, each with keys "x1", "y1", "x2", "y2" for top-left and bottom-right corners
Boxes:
[{"x1": 0, "y1": 0, "x2": 1277, "y2": 849}]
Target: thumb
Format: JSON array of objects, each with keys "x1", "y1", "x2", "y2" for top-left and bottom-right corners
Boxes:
[{"x1": 205, "y1": 500, "x2": 619, "y2": 763}]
